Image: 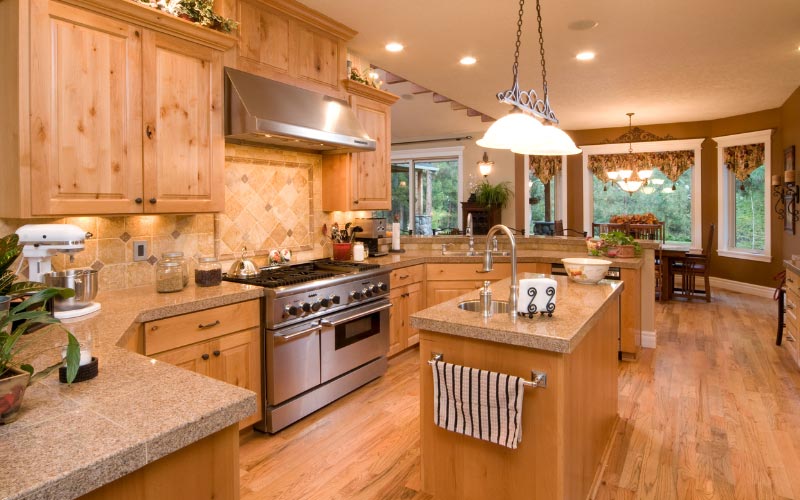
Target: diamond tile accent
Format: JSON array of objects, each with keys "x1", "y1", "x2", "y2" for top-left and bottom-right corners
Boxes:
[
  {"x1": 91, "y1": 260, "x2": 104, "y2": 271},
  {"x1": 265, "y1": 203, "x2": 272, "y2": 211},
  {"x1": 241, "y1": 174, "x2": 249, "y2": 183},
  {"x1": 171, "y1": 230, "x2": 181, "y2": 239},
  {"x1": 287, "y1": 229, "x2": 293, "y2": 237},
  {"x1": 120, "y1": 232, "x2": 131, "y2": 243},
  {"x1": 147, "y1": 255, "x2": 158, "y2": 265}
]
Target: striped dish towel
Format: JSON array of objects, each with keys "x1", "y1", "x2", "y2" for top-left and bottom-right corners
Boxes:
[{"x1": 431, "y1": 360, "x2": 525, "y2": 449}]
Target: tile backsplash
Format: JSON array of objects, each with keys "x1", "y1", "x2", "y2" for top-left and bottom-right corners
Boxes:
[{"x1": 0, "y1": 143, "x2": 357, "y2": 292}]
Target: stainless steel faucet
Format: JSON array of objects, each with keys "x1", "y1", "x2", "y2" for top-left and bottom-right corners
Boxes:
[
  {"x1": 466, "y1": 213, "x2": 474, "y2": 253},
  {"x1": 480, "y1": 224, "x2": 517, "y2": 318}
]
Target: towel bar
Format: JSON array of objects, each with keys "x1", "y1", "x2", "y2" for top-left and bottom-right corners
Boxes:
[{"x1": 428, "y1": 352, "x2": 547, "y2": 389}]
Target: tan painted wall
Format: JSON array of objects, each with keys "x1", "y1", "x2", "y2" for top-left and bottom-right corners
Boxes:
[
  {"x1": 565, "y1": 109, "x2": 786, "y2": 288},
  {"x1": 781, "y1": 87, "x2": 800, "y2": 263}
]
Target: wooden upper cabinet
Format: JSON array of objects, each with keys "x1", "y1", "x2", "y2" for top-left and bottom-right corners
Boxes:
[
  {"x1": 29, "y1": 0, "x2": 144, "y2": 215},
  {"x1": 142, "y1": 31, "x2": 224, "y2": 213},
  {"x1": 233, "y1": 0, "x2": 353, "y2": 96},
  {"x1": 1, "y1": 0, "x2": 234, "y2": 217},
  {"x1": 321, "y1": 81, "x2": 399, "y2": 211}
]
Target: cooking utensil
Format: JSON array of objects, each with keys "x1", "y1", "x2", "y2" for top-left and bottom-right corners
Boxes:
[
  {"x1": 43, "y1": 269, "x2": 99, "y2": 310},
  {"x1": 227, "y1": 246, "x2": 259, "y2": 278}
]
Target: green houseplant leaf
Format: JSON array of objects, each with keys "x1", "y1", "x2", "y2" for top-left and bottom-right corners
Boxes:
[{"x1": 474, "y1": 181, "x2": 513, "y2": 210}]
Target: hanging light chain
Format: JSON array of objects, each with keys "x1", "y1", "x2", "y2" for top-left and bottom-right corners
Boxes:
[
  {"x1": 511, "y1": 0, "x2": 525, "y2": 81},
  {"x1": 535, "y1": 0, "x2": 547, "y2": 94}
]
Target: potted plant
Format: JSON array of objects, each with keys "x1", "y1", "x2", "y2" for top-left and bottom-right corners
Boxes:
[
  {"x1": 0, "y1": 233, "x2": 80, "y2": 424},
  {"x1": 474, "y1": 181, "x2": 513, "y2": 210},
  {"x1": 599, "y1": 231, "x2": 642, "y2": 258}
]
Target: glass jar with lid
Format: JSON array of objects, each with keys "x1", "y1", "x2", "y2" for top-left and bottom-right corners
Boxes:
[
  {"x1": 161, "y1": 251, "x2": 188, "y2": 288},
  {"x1": 194, "y1": 256, "x2": 222, "y2": 287},
  {"x1": 156, "y1": 261, "x2": 184, "y2": 293}
]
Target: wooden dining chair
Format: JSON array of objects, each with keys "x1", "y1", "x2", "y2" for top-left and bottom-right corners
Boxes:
[
  {"x1": 628, "y1": 222, "x2": 665, "y2": 242},
  {"x1": 592, "y1": 222, "x2": 628, "y2": 237},
  {"x1": 673, "y1": 224, "x2": 715, "y2": 301}
]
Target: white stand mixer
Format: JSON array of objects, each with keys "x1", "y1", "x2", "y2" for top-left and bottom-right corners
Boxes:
[{"x1": 15, "y1": 224, "x2": 101, "y2": 318}]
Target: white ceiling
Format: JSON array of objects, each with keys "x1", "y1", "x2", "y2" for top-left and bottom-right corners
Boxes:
[{"x1": 301, "y1": 0, "x2": 800, "y2": 139}]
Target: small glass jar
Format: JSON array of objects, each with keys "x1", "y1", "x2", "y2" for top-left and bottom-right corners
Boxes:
[
  {"x1": 194, "y1": 257, "x2": 222, "y2": 287},
  {"x1": 156, "y1": 261, "x2": 184, "y2": 293},
  {"x1": 162, "y1": 252, "x2": 188, "y2": 288}
]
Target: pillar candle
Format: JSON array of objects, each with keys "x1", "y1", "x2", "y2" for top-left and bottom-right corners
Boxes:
[
  {"x1": 785, "y1": 169, "x2": 796, "y2": 184},
  {"x1": 772, "y1": 174, "x2": 783, "y2": 186},
  {"x1": 391, "y1": 223, "x2": 401, "y2": 251}
]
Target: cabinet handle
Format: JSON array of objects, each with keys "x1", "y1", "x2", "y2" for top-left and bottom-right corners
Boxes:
[
  {"x1": 788, "y1": 277, "x2": 795, "y2": 283},
  {"x1": 149, "y1": 198, "x2": 157, "y2": 204},
  {"x1": 135, "y1": 197, "x2": 143, "y2": 204},
  {"x1": 788, "y1": 302, "x2": 796, "y2": 310},
  {"x1": 146, "y1": 125, "x2": 154, "y2": 139},
  {"x1": 150, "y1": 325, "x2": 158, "y2": 331},
  {"x1": 353, "y1": 200, "x2": 359, "y2": 205},
  {"x1": 198, "y1": 320, "x2": 221, "y2": 330},
  {"x1": 201, "y1": 353, "x2": 210, "y2": 360},
  {"x1": 399, "y1": 274, "x2": 409, "y2": 279},
  {"x1": 213, "y1": 350, "x2": 220, "y2": 357}
]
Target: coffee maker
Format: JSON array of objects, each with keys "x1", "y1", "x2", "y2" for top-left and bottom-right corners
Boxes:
[{"x1": 354, "y1": 217, "x2": 387, "y2": 257}]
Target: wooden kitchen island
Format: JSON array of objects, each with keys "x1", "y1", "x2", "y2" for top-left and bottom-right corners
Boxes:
[{"x1": 410, "y1": 274, "x2": 622, "y2": 500}]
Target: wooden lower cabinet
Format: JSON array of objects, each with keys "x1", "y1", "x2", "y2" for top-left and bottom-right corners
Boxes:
[
  {"x1": 425, "y1": 262, "x2": 550, "y2": 308},
  {"x1": 786, "y1": 267, "x2": 800, "y2": 368},
  {"x1": 389, "y1": 265, "x2": 425, "y2": 356},
  {"x1": 619, "y1": 268, "x2": 642, "y2": 360},
  {"x1": 79, "y1": 424, "x2": 239, "y2": 500},
  {"x1": 146, "y1": 300, "x2": 262, "y2": 429}
]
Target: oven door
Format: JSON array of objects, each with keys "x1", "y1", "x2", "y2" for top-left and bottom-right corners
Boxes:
[
  {"x1": 319, "y1": 299, "x2": 391, "y2": 383},
  {"x1": 267, "y1": 321, "x2": 321, "y2": 406}
]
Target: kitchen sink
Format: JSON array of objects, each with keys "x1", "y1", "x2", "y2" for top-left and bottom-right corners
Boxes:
[
  {"x1": 457, "y1": 300, "x2": 510, "y2": 313},
  {"x1": 441, "y1": 250, "x2": 511, "y2": 257}
]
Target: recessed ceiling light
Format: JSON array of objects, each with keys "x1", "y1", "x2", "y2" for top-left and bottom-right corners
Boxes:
[
  {"x1": 385, "y1": 42, "x2": 404, "y2": 53},
  {"x1": 460, "y1": 56, "x2": 477, "y2": 65},
  {"x1": 576, "y1": 51, "x2": 595, "y2": 61},
  {"x1": 568, "y1": 19, "x2": 599, "y2": 31}
]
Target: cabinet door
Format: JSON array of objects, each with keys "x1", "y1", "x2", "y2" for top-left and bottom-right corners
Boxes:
[
  {"x1": 426, "y1": 281, "x2": 482, "y2": 308},
  {"x1": 210, "y1": 328, "x2": 263, "y2": 428},
  {"x1": 152, "y1": 341, "x2": 212, "y2": 377},
  {"x1": 405, "y1": 282, "x2": 424, "y2": 347},
  {"x1": 237, "y1": 0, "x2": 290, "y2": 76},
  {"x1": 388, "y1": 287, "x2": 407, "y2": 357},
  {"x1": 292, "y1": 23, "x2": 339, "y2": 90},
  {"x1": 29, "y1": 0, "x2": 143, "y2": 215},
  {"x1": 351, "y1": 96, "x2": 391, "y2": 210},
  {"x1": 142, "y1": 30, "x2": 224, "y2": 213}
]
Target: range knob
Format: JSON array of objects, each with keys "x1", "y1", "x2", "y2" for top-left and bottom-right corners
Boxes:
[
  {"x1": 363, "y1": 287, "x2": 372, "y2": 298},
  {"x1": 370, "y1": 284, "x2": 380, "y2": 294},
  {"x1": 377, "y1": 282, "x2": 387, "y2": 292},
  {"x1": 321, "y1": 297, "x2": 331, "y2": 307},
  {"x1": 284, "y1": 304, "x2": 300, "y2": 316},
  {"x1": 301, "y1": 302, "x2": 311, "y2": 313},
  {"x1": 332, "y1": 295, "x2": 341, "y2": 304},
  {"x1": 350, "y1": 290, "x2": 362, "y2": 300},
  {"x1": 311, "y1": 301, "x2": 321, "y2": 312}
]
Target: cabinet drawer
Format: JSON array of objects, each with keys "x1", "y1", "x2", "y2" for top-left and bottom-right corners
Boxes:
[
  {"x1": 145, "y1": 300, "x2": 260, "y2": 355},
  {"x1": 426, "y1": 263, "x2": 510, "y2": 281},
  {"x1": 786, "y1": 289, "x2": 799, "y2": 329},
  {"x1": 391, "y1": 264, "x2": 424, "y2": 286},
  {"x1": 787, "y1": 269, "x2": 800, "y2": 297}
]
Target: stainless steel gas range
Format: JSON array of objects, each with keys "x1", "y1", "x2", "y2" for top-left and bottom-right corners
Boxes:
[{"x1": 224, "y1": 259, "x2": 391, "y2": 433}]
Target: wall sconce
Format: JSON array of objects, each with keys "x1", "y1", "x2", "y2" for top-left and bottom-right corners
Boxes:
[
  {"x1": 478, "y1": 152, "x2": 494, "y2": 177},
  {"x1": 772, "y1": 169, "x2": 799, "y2": 221}
]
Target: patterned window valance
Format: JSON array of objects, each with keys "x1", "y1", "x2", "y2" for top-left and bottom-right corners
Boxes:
[
  {"x1": 587, "y1": 150, "x2": 694, "y2": 183},
  {"x1": 529, "y1": 155, "x2": 561, "y2": 185},
  {"x1": 723, "y1": 143, "x2": 764, "y2": 182}
]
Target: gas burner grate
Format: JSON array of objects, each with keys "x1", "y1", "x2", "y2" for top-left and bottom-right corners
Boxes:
[{"x1": 224, "y1": 266, "x2": 337, "y2": 288}]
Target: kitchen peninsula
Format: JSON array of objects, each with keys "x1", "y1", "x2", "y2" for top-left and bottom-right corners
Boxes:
[{"x1": 411, "y1": 274, "x2": 622, "y2": 500}]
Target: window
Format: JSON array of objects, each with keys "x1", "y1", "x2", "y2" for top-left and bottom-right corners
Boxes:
[
  {"x1": 714, "y1": 130, "x2": 772, "y2": 262},
  {"x1": 526, "y1": 155, "x2": 566, "y2": 235},
  {"x1": 581, "y1": 139, "x2": 704, "y2": 251},
  {"x1": 383, "y1": 147, "x2": 463, "y2": 235},
  {"x1": 592, "y1": 167, "x2": 693, "y2": 245}
]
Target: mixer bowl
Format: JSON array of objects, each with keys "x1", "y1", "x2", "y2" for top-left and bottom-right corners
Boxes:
[{"x1": 43, "y1": 269, "x2": 98, "y2": 310}]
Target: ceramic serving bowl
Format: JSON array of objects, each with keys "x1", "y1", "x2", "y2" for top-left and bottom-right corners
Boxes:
[{"x1": 560, "y1": 258, "x2": 612, "y2": 284}]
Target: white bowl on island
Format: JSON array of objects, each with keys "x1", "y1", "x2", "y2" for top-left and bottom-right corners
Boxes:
[{"x1": 561, "y1": 258, "x2": 612, "y2": 284}]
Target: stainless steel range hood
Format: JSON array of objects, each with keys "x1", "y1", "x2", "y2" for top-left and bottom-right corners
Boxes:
[{"x1": 224, "y1": 67, "x2": 376, "y2": 153}]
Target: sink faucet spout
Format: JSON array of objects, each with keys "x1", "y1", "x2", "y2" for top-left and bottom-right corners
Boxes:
[
  {"x1": 482, "y1": 224, "x2": 517, "y2": 318},
  {"x1": 466, "y1": 213, "x2": 474, "y2": 253}
]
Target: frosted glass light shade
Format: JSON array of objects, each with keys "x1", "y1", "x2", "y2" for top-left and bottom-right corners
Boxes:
[
  {"x1": 477, "y1": 112, "x2": 543, "y2": 150},
  {"x1": 511, "y1": 124, "x2": 582, "y2": 156},
  {"x1": 638, "y1": 168, "x2": 653, "y2": 180},
  {"x1": 606, "y1": 170, "x2": 619, "y2": 180},
  {"x1": 617, "y1": 179, "x2": 643, "y2": 192},
  {"x1": 651, "y1": 178, "x2": 665, "y2": 185},
  {"x1": 616, "y1": 169, "x2": 633, "y2": 180},
  {"x1": 641, "y1": 186, "x2": 656, "y2": 194}
]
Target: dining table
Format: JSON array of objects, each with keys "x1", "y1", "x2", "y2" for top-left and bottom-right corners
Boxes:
[{"x1": 659, "y1": 244, "x2": 692, "y2": 301}]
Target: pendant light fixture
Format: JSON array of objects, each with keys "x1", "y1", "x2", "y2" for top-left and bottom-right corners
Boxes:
[
  {"x1": 613, "y1": 113, "x2": 652, "y2": 194},
  {"x1": 477, "y1": 0, "x2": 581, "y2": 156}
]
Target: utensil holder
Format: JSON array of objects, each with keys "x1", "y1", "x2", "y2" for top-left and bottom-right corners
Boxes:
[{"x1": 332, "y1": 243, "x2": 352, "y2": 261}]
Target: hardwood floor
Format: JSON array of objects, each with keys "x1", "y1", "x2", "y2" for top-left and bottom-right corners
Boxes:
[{"x1": 239, "y1": 290, "x2": 800, "y2": 499}]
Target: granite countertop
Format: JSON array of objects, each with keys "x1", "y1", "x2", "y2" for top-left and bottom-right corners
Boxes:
[
  {"x1": 410, "y1": 273, "x2": 623, "y2": 354},
  {"x1": 367, "y1": 249, "x2": 643, "y2": 270},
  {"x1": 0, "y1": 282, "x2": 264, "y2": 500},
  {"x1": 786, "y1": 259, "x2": 800, "y2": 276}
]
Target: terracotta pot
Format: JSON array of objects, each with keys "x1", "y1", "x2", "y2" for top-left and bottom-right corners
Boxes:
[
  {"x1": 332, "y1": 243, "x2": 352, "y2": 261},
  {"x1": 607, "y1": 245, "x2": 636, "y2": 258},
  {"x1": 0, "y1": 367, "x2": 31, "y2": 424}
]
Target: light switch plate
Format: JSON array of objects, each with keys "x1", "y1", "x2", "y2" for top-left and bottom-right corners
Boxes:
[{"x1": 133, "y1": 241, "x2": 148, "y2": 262}]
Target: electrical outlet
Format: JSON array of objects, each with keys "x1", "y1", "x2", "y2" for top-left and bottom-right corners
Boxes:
[{"x1": 133, "y1": 241, "x2": 148, "y2": 262}]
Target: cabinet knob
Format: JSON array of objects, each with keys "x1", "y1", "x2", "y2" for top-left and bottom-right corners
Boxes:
[
  {"x1": 149, "y1": 198, "x2": 157, "y2": 204},
  {"x1": 135, "y1": 197, "x2": 143, "y2": 204},
  {"x1": 353, "y1": 200, "x2": 359, "y2": 205},
  {"x1": 146, "y1": 125, "x2": 154, "y2": 139},
  {"x1": 213, "y1": 350, "x2": 221, "y2": 357},
  {"x1": 201, "y1": 353, "x2": 210, "y2": 360}
]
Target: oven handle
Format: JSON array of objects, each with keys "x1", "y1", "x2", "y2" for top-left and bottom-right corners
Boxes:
[
  {"x1": 275, "y1": 323, "x2": 321, "y2": 343},
  {"x1": 319, "y1": 302, "x2": 392, "y2": 328}
]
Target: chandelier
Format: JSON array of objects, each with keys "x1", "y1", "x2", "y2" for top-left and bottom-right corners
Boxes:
[
  {"x1": 605, "y1": 113, "x2": 652, "y2": 193},
  {"x1": 477, "y1": 0, "x2": 581, "y2": 156},
  {"x1": 477, "y1": 152, "x2": 494, "y2": 177}
]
